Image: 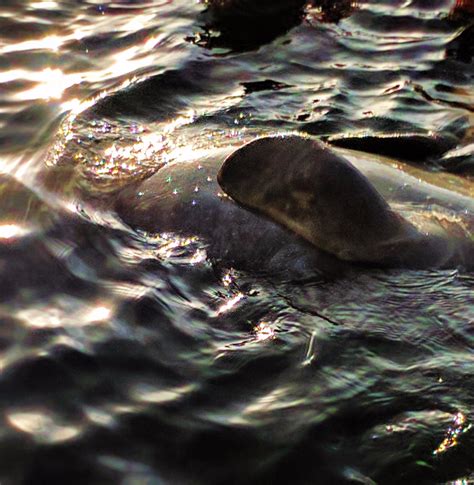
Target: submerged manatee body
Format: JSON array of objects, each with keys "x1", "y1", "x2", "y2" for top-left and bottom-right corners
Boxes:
[{"x1": 115, "y1": 135, "x2": 473, "y2": 275}]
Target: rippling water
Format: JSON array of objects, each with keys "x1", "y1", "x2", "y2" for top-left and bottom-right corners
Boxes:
[{"x1": 0, "y1": 0, "x2": 473, "y2": 483}]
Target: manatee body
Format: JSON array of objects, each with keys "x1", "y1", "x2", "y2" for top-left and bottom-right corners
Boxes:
[
  {"x1": 115, "y1": 135, "x2": 473, "y2": 275},
  {"x1": 115, "y1": 143, "x2": 347, "y2": 278}
]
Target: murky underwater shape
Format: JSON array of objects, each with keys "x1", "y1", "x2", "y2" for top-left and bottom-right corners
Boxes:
[{"x1": 0, "y1": 0, "x2": 473, "y2": 483}]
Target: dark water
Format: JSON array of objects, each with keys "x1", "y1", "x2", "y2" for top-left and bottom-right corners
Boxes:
[{"x1": 0, "y1": 0, "x2": 473, "y2": 483}]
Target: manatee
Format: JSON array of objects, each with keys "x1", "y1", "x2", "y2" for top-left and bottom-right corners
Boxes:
[
  {"x1": 219, "y1": 135, "x2": 473, "y2": 268},
  {"x1": 115, "y1": 142, "x2": 348, "y2": 278},
  {"x1": 196, "y1": 0, "x2": 355, "y2": 52},
  {"x1": 115, "y1": 135, "x2": 473, "y2": 275}
]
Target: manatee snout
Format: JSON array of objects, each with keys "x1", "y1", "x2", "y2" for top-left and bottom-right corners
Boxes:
[
  {"x1": 217, "y1": 135, "x2": 323, "y2": 207},
  {"x1": 217, "y1": 135, "x2": 416, "y2": 264}
]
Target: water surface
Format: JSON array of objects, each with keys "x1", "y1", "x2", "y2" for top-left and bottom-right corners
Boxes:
[{"x1": 0, "y1": 0, "x2": 473, "y2": 483}]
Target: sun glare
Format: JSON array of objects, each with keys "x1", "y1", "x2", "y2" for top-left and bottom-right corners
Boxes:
[
  {"x1": 0, "y1": 224, "x2": 30, "y2": 240},
  {"x1": 2, "y1": 35, "x2": 63, "y2": 54},
  {"x1": 19, "y1": 68, "x2": 81, "y2": 101}
]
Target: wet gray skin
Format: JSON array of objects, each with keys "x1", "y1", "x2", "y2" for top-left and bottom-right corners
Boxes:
[
  {"x1": 115, "y1": 135, "x2": 474, "y2": 276},
  {"x1": 115, "y1": 142, "x2": 348, "y2": 279}
]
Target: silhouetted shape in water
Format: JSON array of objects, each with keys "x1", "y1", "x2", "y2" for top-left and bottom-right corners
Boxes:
[
  {"x1": 241, "y1": 79, "x2": 293, "y2": 95},
  {"x1": 192, "y1": 0, "x2": 306, "y2": 52},
  {"x1": 446, "y1": 24, "x2": 474, "y2": 63},
  {"x1": 191, "y1": 0, "x2": 358, "y2": 51},
  {"x1": 326, "y1": 132, "x2": 458, "y2": 162},
  {"x1": 447, "y1": 0, "x2": 474, "y2": 62},
  {"x1": 302, "y1": 116, "x2": 468, "y2": 168},
  {"x1": 204, "y1": 0, "x2": 307, "y2": 18},
  {"x1": 311, "y1": 0, "x2": 357, "y2": 23}
]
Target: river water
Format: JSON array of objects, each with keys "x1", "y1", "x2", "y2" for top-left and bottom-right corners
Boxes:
[{"x1": 0, "y1": 1, "x2": 473, "y2": 483}]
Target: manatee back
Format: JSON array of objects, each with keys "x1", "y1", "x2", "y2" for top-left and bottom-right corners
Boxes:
[{"x1": 114, "y1": 144, "x2": 348, "y2": 277}]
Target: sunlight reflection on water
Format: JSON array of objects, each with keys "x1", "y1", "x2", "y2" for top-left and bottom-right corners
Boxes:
[{"x1": 0, "y1": 0, "x2": 472, "y2": 484}]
